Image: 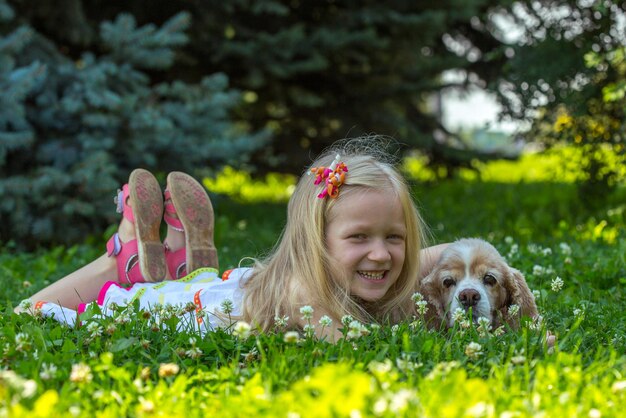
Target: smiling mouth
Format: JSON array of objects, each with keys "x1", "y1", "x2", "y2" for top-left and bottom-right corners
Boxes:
[{"x1": 358, "y1": 270, "x2": 387, "y2": 281}]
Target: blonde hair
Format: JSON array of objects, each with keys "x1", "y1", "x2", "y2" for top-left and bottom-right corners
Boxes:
[{"x1": 241, "y1": 137, "x2": 427, "y2": 331}]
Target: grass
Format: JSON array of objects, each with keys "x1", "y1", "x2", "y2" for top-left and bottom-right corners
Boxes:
[{"x1": 2, "y1": 149, "x2": 626, "y2": 417}]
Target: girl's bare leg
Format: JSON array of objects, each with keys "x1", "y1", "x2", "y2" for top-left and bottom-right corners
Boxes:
[{"x1": 15, "y1": 215, "x2": 136, "y2": 312}]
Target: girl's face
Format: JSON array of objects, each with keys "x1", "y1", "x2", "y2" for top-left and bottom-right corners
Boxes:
[{"x1": 325, "y1": 188, "x2": 407, "y2": 302}]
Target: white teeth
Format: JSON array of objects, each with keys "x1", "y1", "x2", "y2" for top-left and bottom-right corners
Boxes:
[{"x1": 359, "y1": 271, "x2": 385, "y2": 280}]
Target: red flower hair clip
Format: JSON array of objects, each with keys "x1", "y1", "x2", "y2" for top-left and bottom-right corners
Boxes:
[{"x1": 309, "y1": 154, "x2": 348, "y2": 199}]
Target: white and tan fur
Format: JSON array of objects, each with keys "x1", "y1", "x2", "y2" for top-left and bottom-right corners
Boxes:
[{"x1": 420, "y1": 238, "x2": 537, "y2": 329}]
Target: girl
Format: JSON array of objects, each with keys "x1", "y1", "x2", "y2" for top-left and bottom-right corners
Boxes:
[{"x1": 17, "y1": 138, "x2": 447, "y2": 340}]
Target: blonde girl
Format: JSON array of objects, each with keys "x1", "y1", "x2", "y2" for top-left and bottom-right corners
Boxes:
[
  {"x1": 242, "y1": 139, "x2": 439, "y2": 338},
  {"x1": 17, "y1": 137, "x2": 447, "y2": 340}
]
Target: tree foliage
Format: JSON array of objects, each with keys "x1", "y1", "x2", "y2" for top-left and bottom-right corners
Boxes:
[
  {"x1": 491, "y1": 1, "x2": 626, "y2": 201},
  {"x1": 3, "y1": 0, "x2": 626, "y2": 246},
  {"x1": 0, "y1": 0, "x2": 267, "y2": 247}
]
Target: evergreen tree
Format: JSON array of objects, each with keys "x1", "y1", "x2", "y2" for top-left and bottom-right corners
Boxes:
[
  {"x1": 11, "y1": 0, "x2": 527, "y2": 175},
  {"x1": 1, "y1": 1, "x2": 267, "y2": 247}
]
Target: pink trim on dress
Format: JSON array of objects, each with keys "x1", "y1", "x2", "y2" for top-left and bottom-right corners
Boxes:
[
  {"x1": 97, "y1": 281, "x2": 122, "y2": 305},
  {"x1": 77, "y1": 303, "x2": 87, "y2": 315}
]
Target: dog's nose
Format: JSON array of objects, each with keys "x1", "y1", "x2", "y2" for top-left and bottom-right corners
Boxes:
[{"x1": 459, "y1": 289, "x2": 481, "y2": 308}]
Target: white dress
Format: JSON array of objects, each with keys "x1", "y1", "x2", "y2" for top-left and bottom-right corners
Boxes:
[{"x1": 29, "y1": 267, "x2": 252, "y2": 334}]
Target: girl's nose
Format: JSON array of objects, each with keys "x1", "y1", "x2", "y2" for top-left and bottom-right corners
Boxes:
[{"x1": 368, "y1": 240, "x2": 391, "y2": 262}]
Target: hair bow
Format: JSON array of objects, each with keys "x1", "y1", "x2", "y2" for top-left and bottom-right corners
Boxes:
[{"x1": 309, "y1": 154, "x2": 348, "y2": 199}]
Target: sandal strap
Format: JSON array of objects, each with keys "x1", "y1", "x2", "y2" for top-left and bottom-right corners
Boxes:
[
  {"x1": 163, "y1": 189, "x2": 184, "y2": 231},
  {"x1": 114, "y1": 184, "x2": 135, "y2": 223},
  {"x1": 164, "y1": 242, "x2": 187, "y2": 280},
  {"x1": 106, "y1": 233, "x2": 145, "y2": 284}
]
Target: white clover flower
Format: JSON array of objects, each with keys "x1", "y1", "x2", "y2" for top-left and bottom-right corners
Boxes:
[
  {"x1": 415, "y1": 300, "x2": 429, "y2": 316},
  {"x1": 220, "y1": 299, "x2": 234, "y2": 315},
  {"x1": 504, "y1": 236, "x2": 514, "y2": 245},
  {"x1": 391, "y1": 324, "x2": 400, "y2": 335},
  {"x1": 396, "y1": 356, "x2": 422, "y2": 373},
  {"x1": 465, "y1": 342, "x2": 483, "y2": 359},
  {"x1": 507, "y1": 244, "x2": 519, "y2": 258},
  {"x1": 511, "y1": 349, "x2": 526, "y2": 365},
  {"x1": 21, "y1": 379, "x2": 37, "y2": 398},
  {"x1": 186, "y1": 347, "x2": 203, "y2": 359},
  {"x1": 274, "y1": 315, "x2": 289, "y2": 328},
  {"x1": 527, "y1": 244, "x2": 539, "y2": 254},
  {"x1": 532, "y1": 265, "x2": 545, "y2": 276},
  {"x1": 70, "y1": 363, "x2": 93, "y2": 384},
  {"x1": 299, "y1": 305, "x2": 314, "y2": 321},
  {"x1": 551, "y1": 276, "x2": 564, "y2": 292},
  {"x1": 303, "y1": 324, "x2": 316, "y2": 336},
  {"x1": 411, "y1": 292, "x2": 424, "y2": 303},
  {"x1": 139, "y1": 398, "x2": 155, "y2": 414},
  {"x1": 373, "y1": 398, "x2": 388, "y2": 415},
  {"x1": 529, "y1": 315, "x2": 544, "y2": 331},
  {"x1": 233, "y1": 321, "x2": 252, "y2": 339},
  {"x1": 532, "y1": 289, "x2": 541, "y2": 300},
  {"x1": 612, "y1": 380, "x2": 626, "y2": 393},
  {"x1": 318, "y1": 315, "x2": 332, "y2": 327},
  {"x1": 17, "y1": 299, "x2": 32, "y2": 311},
  {"x1": 389, "y1": 389, "x2": 414, "y2": 413},
  {"x1": 40, "y1": 363, "x2": 58, "y2": 380},
  {"x1": 368, "y1": 359, "x2": 393, "y2": 376},
  {"x1": 14, "y1": 333, "x2": 30, "y2": 352},
  {"x1": 476, "y1": 317, "x2": 491, "y2": 336},
  {"x1": 86, "y1": 321, "x2": 103, "y2": 337},
  {"x1": 158, "y1": 363, "x2": 180, "y2": 378},
  {"x1": 541, "y1": 247, "x2": 552, "y2": 256},
  {"x1": 588, "y1": 409, "x2": 601, "y2": 418},
  {"x1": 115, "y1": 313, "x2": 131, "y2": 324},
  {"x1": 477, "y1": 316, "x2": 491, "y2": 328},
  {"x1": 452, "y1": 307, "x2": 466, "y2": 323},
  {"x1": 341, "y1": 315, "x2": 354, "y2": 326},
  {"x1": 346, "y1": 320, "x2": 370, "y2": 340},
  {"x1": 284, "y1": 331, "x2": 300, "y2": 343},
  {"x1": 507, "y1": 304, "x2": 520, "y2": 318},
  {"x1": 559, "y1": 242, "x2": 572, "y2": 256},
  {"x1": 573, "y1": 304, "x2": 586, "y2": 317},
  {"x1": 493, "y1": 326, "x2": 505, "y2": 336}
]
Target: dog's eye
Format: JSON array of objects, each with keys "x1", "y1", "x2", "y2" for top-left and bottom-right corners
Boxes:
[
  {"x1": 483, "y1": 274, "x2": 497, "y2": 286},
  {"x1": 443, "y1": 277, "x2": 456, "y2": 288}
]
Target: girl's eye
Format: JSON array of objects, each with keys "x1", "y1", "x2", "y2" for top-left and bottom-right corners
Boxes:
[
  {"x1": 483, "y1": 274, "x2": 497, "y2": 286},
  {"x1": 443, "y1": 277, "x2": 456, "y2": 288},
  {"x1": 349, "y1": 234, "x2": 367, "y2": 240}
]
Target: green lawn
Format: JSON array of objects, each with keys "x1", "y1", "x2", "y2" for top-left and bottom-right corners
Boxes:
[{"x1": 2, "y1": 151, "x2": 626, "y2": 417}]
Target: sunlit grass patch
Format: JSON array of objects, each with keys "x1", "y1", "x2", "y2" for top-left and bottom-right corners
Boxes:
[
  {"x1": 403, "y1": 144, "x2": 626, "y2": 184},
  {"x1": 203, "y1": 166, "x2": 296, "y2": 203}
]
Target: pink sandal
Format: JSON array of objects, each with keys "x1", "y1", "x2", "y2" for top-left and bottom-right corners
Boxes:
[
  {"x1": 163, "y1": 171, "x2": 219, "y2": 279},
  {"x1": 106, "y1": 169, "x2": 166, "y2": 283}
]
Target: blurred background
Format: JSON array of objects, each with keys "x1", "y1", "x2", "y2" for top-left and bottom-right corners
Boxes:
[{"x1": 1, "y1": 0, "x2": 625, "y2": 249}]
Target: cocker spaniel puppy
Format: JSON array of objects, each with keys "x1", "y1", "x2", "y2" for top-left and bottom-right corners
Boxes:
[{"x1": 420, "y1": 238, "x2": 538, "y2": 329}]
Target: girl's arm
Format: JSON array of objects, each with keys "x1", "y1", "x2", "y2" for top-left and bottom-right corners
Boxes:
[{"x1": 418, "y1": 243, "x2": 449, "y2": 279}]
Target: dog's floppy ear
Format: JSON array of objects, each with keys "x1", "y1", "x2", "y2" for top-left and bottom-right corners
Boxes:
[
  {"x1": 419, "y1": 269, "x2": 447, "y2": 328},
  {"x1": 500, "y1": 267, "x2": 538, "y2": 328}
]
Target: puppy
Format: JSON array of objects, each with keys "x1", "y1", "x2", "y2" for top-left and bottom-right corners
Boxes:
[{"x1": 420, "y1": 238, "x2": 538, "y2": 330}]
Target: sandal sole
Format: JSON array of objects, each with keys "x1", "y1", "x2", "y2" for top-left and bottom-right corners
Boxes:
[
  {"x1": 167, "y1": 171, "x2": 219, "y2": 272},
  {"x1": 129, "y1": 169, "x2": 166, "y2": 281}
]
